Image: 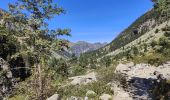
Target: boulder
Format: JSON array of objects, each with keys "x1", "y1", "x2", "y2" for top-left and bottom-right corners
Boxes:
[
  {"x1": 67, "y1": 96, "x2": 82, "y2": 100},
  {"x1": 84, "y1": 96, "x2": 88, "y2": 100},
  {"x1": 115, "y1": 62, "x2": 134, "y2": 73},
  {"x1": 47, "y1": 94, "x2": 60, "y2": 100},
  {"x1": 99, "y1": 94, "x2": 112, "y2": 100},
  {"x1": 69, "y1": 72, "x2": 97, "y2": 85}
]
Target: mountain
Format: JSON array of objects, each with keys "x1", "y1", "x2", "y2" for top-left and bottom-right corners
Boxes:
[
  {"x1": 68, "y1": 41, "x2": 107, "y2": 56},
  {"x1": 2, "y1": 1, "x2": 170, "y2": 99},
  {"x1": 57, "y1": 6, "x2": 170, "y2": 100},
  {"x1": 81, "y1": 9, "x2": 169, "y2": 60}
]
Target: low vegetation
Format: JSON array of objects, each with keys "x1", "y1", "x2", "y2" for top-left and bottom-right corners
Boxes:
[{"x1": 0, "y1": 0, "x2": 170, "y2": 99}]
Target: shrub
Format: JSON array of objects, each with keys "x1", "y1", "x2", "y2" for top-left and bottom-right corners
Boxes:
[
  {"x1": 164, "y1": 32, "x2": 170, "y2": 37},
  {"x1": 57, "y1": 81, "x2": 113, "y2": 99},
  {"x1": 159, "y1": 37, "x2": 170, "y2": 49},
  {"x1": 132, "y1": 53, "x2": 168, "y2": 66},
  {"x1": 9, "y1": 95, "x2": 26, "y2": 100},
  {"x1": 97, "y1": 63, "x2": 117, "y2": 83},
  {"x1": 155, "y1": 29, "x2": 159, "y2": 33},
  {"x1": 70, "y1": 65, "x2": 86, "y2": 76},
  {"x1": 151, "y1": 79, "x2": 170, "y2": 100},
  {"x1": 151, "y1": 40, "x2": 158, "y2": 48}
]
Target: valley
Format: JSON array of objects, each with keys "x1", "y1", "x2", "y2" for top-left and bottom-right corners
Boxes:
[{"x1": 0, "y1": 0, "x2": 170, "y2": 100}]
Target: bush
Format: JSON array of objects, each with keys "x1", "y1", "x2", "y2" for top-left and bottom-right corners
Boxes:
[
  {"x1": 155, "y1": 29, "x2": 159, "y2": 33},
  {"x1": 9, "y1": 95, "x2": 26, "y2": 100},
  {"x1": 57, "y1": 81, "x2": 113, "y2": 99},
  {"x1": 70, "y1": 65, "x2": 86, "y2": 76},
  {"x1": 132, "y1": 53, "x2": 168, "y2": 66},
  {"x1": 159, "y1": 37, "x2": 170, "y2": 48},
  {"x1": 151, "y1": 40, "x2": 158, "y2": 48},
  {"x1": 152, "y1": 79, "x2": 170, "y2": 100},
  {"x1": 164, "y1": 32, "x2": 170, "y2": 37},
  {"x1": 97, "y1": 63, "x2": 117, "y2": 83}
]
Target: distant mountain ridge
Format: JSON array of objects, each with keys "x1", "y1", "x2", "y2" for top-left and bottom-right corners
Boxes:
[{"x1": 68, "y1": 41, "x2": 107, "y2": 56}]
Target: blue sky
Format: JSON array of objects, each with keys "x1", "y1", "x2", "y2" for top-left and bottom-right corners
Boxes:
[{"x1": 0, "y1": 0, "x2": 153, "y2": 43}]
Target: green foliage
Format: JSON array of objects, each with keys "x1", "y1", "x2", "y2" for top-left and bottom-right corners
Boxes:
[
  {"x1": 152, "y1": 0, "x2": 170, "y2": 19},
  {"x1": 48, "y1": 57, "x2": 69, "y2": 77},
  {"x1": 57, "y1": 81, "x2": 113, "y2": 99},
  {"x1": 100, "y1": 56, "x2": 112, "y2": 67},
  {"x1": 151, "y1": 79, "x2": 170, "y2": 100},
  {"x1": 159, "y1": 36, "x2": 170, "y2": 49},
  {"x1": 109, "y1": 9, "x2": 162, "y2": 52},
  {"x1": 155, "y1": 28, "x2": 159, "y2": 33},
  {"x1": 97, "y1": 63, "x2": 117, "y2": 83},
  {"x1": 56, "y1": 63, "x2": 118, "y2": 99},
  {"x1": 0, "y1": 0, "x2": 71, "y2": 99},
  {"x1": 78, "y1": 54, "x2": 89, "y2": 68},
  {"x1": 70, "y1": 65, "x2": 86, "y2": 76},
  {"x1": 164, "y1": 31, "x2": 170, "y2": 37},
  {"x1": 132, "y1": 52, "x2": 169, "y2": 66},
  {"x1": 9, "y1": 95, "x2": 26, "y2": 100},
  {"x1": 151, "y1": 40, "x2": 158, "y2": 47},
  {"x1": 132, "y1": 46, "x2": 139, "y2": 56}
]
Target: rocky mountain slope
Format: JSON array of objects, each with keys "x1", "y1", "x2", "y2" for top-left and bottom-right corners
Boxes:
[
  {"x1": 68, "y1": 41, "x2": 107, "y2": 56},
  {"x1": 70, "y1": 6, "x2": 170, "y2": 100},
  {"x1": 81, "y1": 9, "x2": 166, "y2": 59},
  {"x1": 1, "y1": 0, "x2": 170, "y2": 99},
  {"x1": 47, "y1": 61, "x2": 170, "y2": 100}
]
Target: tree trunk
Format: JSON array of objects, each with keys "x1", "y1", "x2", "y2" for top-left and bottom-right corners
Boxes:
[
  {"x1": 22, "y1": 55, "x2": 30, "y2": 77},
  {"x1": 38, "y1": 63, "x2": 42, "y2": 99}
]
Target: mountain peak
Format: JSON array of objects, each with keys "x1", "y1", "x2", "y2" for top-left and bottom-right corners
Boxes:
[{"x1": 68, "y1": 41, "x2": 107, "y2": 56}]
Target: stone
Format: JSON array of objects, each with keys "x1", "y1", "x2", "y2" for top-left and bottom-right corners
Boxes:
[
  {"x1": 84, "y1": 96, "x2": 88, "y2": 100},
  {"x1": 69, "y1": 72, "x2": 97, "y2": 85},
  {"x1": 47, "y1": 94, "x2": 60, "y2": 100},
  {"x1": 99, "y1": 94, "x2": 112, "y2": 100},
  {"x1": 67, "y1": 96, "x2": 82, "y2": 100},
  {"x1": 113, "y1": 61, "x2": 170, "y2": 99}
]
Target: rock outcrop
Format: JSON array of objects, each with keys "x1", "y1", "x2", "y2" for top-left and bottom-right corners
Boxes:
[
  {"x1": 47, "y1": 94, "x2": 60, "y2": 100},
  {"x1": 114, "y1": 62, "x2": 170, "y2": 99},
  {"x1": 69, "y1": 72, "x2": 97, "y2": 85},
  {"x1": 99, "y1": 94, "x2": 112, "y2": 100},
  {"x1": 68, "y1": 41, "x2": 107, "y2": 56},
  {"x1": 113, "y1": 83, "x2": 133, "y2": 100}
]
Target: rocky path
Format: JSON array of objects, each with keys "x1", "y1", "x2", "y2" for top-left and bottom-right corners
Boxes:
[
  {"x1": 114, "y1": 62, "x2": 170, "y2": 100},
  {"x1": 113, "y1": 83, "x2": 133, "y2": 100}
]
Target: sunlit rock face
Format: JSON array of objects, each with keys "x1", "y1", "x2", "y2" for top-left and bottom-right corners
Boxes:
[
  {"x1": 114, "y1": 62, "x2": 170, "y2": 99},
  {"x1": 68, "y1": 41, "x2": 107, "y2": 56}
]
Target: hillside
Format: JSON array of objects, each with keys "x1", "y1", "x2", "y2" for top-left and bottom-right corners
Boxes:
[
  {"x1": 68, "y1": 41, "x2": 107, "y2": 56},
  {"x1": 80, "y1": 8, "x2": 168, "y2": 60},
  {"x1": 1, "y1": 0, "x2": 170, "y2": 100}
]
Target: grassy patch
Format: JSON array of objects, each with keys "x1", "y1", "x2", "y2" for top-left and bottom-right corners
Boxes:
[
  {"x1": 9, "y1": 95, "x2": 26, "y2": 100},
  {"x1": 57, "y1": 81, "x2": 113, "y2": 99},
  {"x1": 132, "y1": 52, "x2": 169, "y2": 66}
]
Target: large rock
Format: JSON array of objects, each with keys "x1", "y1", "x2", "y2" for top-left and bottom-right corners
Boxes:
[
  {"x1": 47, "y1": 94, "x2": 60, "y2": 100},
  {"x1": 113, "y1": 83, "x2": 133, "y2": 100},
  {"x1": 115, "y1": 62, "x2": 170, "y2": 80},
  {"x1": 114, "y1": 61, "x2": 170, "y2": 99},
  {"x1": 99, "y1": 94, "x2": 112, "y2": 100},
  {"x1": 69, "y1": 72, "x2": 97, "y2": 85},
  {"x1": 115, "y1": 62, "x2": 134, "y2": 73},
  {"x1": 67, "y1": 96, "x2": 83, "y2": 100}
]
